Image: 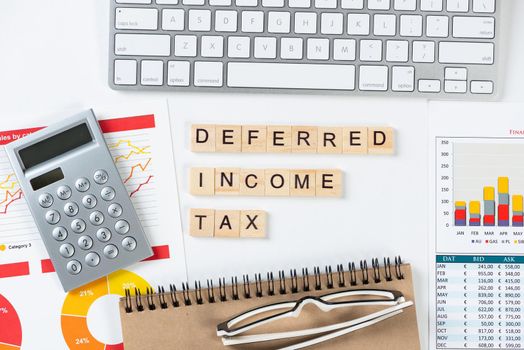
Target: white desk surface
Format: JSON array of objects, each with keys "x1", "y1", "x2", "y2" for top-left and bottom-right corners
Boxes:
[{"x1": 1, "y1": 1, "x2": 523, "y2": 348}]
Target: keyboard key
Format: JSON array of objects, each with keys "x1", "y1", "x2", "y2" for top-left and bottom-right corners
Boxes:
[
  {"x1": 75, "y1": 177, "x2": 90, "y2": 192},
  {"x1": 60, "y1": 243, "x2": 75, "y2": 258},
  {"x1": 108, "y1": 203, "x2": 124, "y2": 218},
  {"x1": 421, "y1": 0, "x2": 442, "y2": 11},
  {"x1": 210, "y1": 0, "x2": 232, "y2": 5},
  {"x1": 162, "y1": 9, "x2": 185, "y2": 31},
  {"x1": 115, "y1": 34, "x2": 171, "y2": 56},
  {"x1": 85, "y1": 252, "x2": 100, "y2": 267},
  {"x1": 237, "y1": 0, "x2": 258, "y2": 6},
  {"x1": 115, "y1": 8, "x2": 158, "y2": 30},
  {"x1": 52, "y1": 227, "x2": 68, "y2": 241},
  {"x1": 114, "y1": 60, "x2": 137, "y2": 85},
  {"x1": 194, "y1": 61, "x2": 224, "y2": 86},
  {"x1": 117, "y1": 0, "x2": 151, "y2": 3},
  {"x1": 333, "y1": 39, "x2": 356, "y2": 61},
  {"x1": 174, "y1": 35, "x2": 197, "y2": 57},
  {"x1": 78, "y1": 235, "x2": 93, "y2": 250},
  {"x1": 227, "y1": 63, "x2": 356, "y2": 90},
  {"x1": 280, "y1": 38, "x2": 303, "y2": 59},
  {"x1": 473, "y1": 0, "x2": 495, "y2": 13},
  {"x1": 242, "y1": 11, "x2": 264, "y2": 32},
  {"x1": 141, "y1": 60, "x2": 164, "y2": 85},
  {"x1": 64, "y1": 202, "x2": 79, "y2": 217},
  {"x1": 66, "y1": 260, "x2": 82, "y2": 275},
  {"x1": 115, "y1": 220, "x2": 130, "y2": 234},
  {"x1": 45, "y1": 210, "x2": 60, "y2": 224},
  {"x1": 341, "y1": 0, "x2": 363, "y2": 9},
  {"x1": 183, "y1": 0, "x2": 205, "y2": 5},
  {"x1": 392, "y1": 66, "x2": 414, "y2": 91},
  {"x1": 445, "y1": 80, "x2": 467, "y2": 93},
  {"x1": 97, "y1": 228, "x2": 112, "y2": 242},
  {"x1": 321, "y1": 13, "x2": 343, "y2": 35},
  {"x1": 215, "y1": 11, "x2": 238, "y2": 32},
  {"x1": 56, "y1": 185, "x2": 72, "y2": 200},
  {"x1": 359, "y1": 65, "x2": 388, "y2": 91},
  {"x1": 413, "y1": 41, "x2": 435, "y2": 63},
  {"x1": 347, "y1": 14, "x2": 370, "y2": 35},
  {"x1": 157, "y1": 0, "x2": 179, "y2": 3},
  {"x1": 71, "y1": 219, "x2": 86, "y2": 233},
  {"x1": 399, "y1": 15, "x2": 422, "y2": 37},
  {"x1": 315, "y1": 0, "x2": 336, "y2": 8},
  {"x1": 254, "y1": 37, "x2": 277, "y2": 58},
  {"x1": 93, "y1": 170, "x2": 109, "y2": 184},
  {"x1": 386, "y1": 40, "x2": 409, "y2": 62},
  {"x1": 122, "y1": 237, "x2": 138, "y2": 251},
  {"x1": 426, "y1": 15, "x2": 448, "y2": 37},
  {"x1": 445, "y1": 67, "x2": 467, "y2": 80},
  {"x1": 447, "y1": 0, "x2": 468, "y2": 12},
  {"x1": 295, "y1": 12, "x2": 317, "y2": 34},
  {"x1": 368, "y1": 0, "x2": 390, "y2": 10},
  {"x1": 418, "y1": 79, "x2": 441, "y2": 92},
  {"x1": 201, "y1": 36, "x2": 224, "y2": 57},
  {"x1": 360, "y1": 40, "x2": 382, "y2": 62},
  {"x1": 307, "y1": 38, "x2": 329, "y2": 60},
  {"x1": 453, "y1": 16, "x2": 495, "y2": 39},
  {"x1": 263, "y1": 0, "x2": 284, "y2": 6},
  {"x1": 90, "y1": 211, "x2": 105, "y2": 226},
  {"x1": 38, "y1": 193, "x2": 53, "y2": 208},
  {"x1": 228, "y1": 36, "x2": 250, "y2": 57},
  {"x1": 439, "y1": 42, "x2": 494, "y2": 64},
  {"x1": 167, "y1": 61, "x2": 190, "y2": 86},
  {"x1": 268, "y1": 12, "x2": 291, "y2": 33},
  {"x1": 394, "y1": 0, "x2": 416, "y2": 10},
  {"x1": 289, "y1": 0, "x2": 311, "y2": 7},
  {"x1": 101, "y1": 187, "x2": 116, "y2": 201},
  {"x1": 104, "y1": 244, "x2": 119, "y2": 259},
  {"x1": 82, "y1": 194, "x2": 97, "y2": 209},
  {"x1": 188, "y1": 10, "x2": 212, "y2": 31},
  {"x1": 471, "y1": 80, "x2": 494, "y2": 94},
  {"x1": 374, "y1": 14, "x2": 396, "y2": 36}
]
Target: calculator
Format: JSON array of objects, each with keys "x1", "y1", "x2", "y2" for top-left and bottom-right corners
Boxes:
[{"x1": 5, "y1": 110, "x2": 153, "y2": 291}]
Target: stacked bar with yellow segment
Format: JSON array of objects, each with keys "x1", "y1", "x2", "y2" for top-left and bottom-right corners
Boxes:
[
  {"x1": 513, "y1": 195, "x2": 524, "y2": 227},
  {"x1": 497, "y1": 177, "x2": 510, "y2": 226},
  {"x1": 454, "y1": 201, "x2": 466, "y2": 226},
  {"x1": 469, "y1": 201, "x2": 481, "y2": 226},
  {"x1": 483, "y1": 186, "x2": 496, "y2": 226}
]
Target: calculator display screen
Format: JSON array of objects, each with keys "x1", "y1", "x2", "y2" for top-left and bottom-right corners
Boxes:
[
  {"x1": 30, "y1": 168, "x2": 64, "y2": 191},
  {"x1": 18, "y1": 123, "x2": 93, "y2": 169}
]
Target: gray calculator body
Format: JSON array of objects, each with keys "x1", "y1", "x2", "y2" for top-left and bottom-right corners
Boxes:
[{"x1": 5, "y1": 110, "x2": 152, "y2": 291}]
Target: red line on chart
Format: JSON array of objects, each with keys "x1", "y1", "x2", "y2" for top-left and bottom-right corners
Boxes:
[
  {"x1": 124, "y1": 158, "x2": 152, "y2": 183},
  {"x1": 130, "y1": 175, "x2": 154, "y2": 197},
  {"x1": 0, "y1": 189, "x2": 23, "y2": 214}
]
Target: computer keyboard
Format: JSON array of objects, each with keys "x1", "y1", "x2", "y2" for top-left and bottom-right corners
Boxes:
[{"x1": 109, "y1": 0, "x2": 501, "y2": 98}]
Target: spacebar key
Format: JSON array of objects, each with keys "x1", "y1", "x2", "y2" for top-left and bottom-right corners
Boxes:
[{"x1": 227, "y1": 63, "x2": 356, "y2": 90}]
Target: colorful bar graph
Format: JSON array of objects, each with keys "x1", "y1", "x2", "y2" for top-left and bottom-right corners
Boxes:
[
  {"x1": 513, "y1": 195, "x2": 524, "y2": 227},
  {"x1": 454, "y1": 176, "x2": 524, "y2": 228}
]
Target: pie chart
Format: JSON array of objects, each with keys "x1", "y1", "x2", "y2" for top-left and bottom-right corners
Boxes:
[
  {"x1": 61, "y1": 270, "x2": 150, "y2": 350},
  {"x1": 0, "y1": 294, "x2": 22, "y2": 350}
]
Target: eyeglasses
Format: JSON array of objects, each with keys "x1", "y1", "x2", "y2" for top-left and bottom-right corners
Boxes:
[{"x1": 216, "y1": 289, "x2": 413, "y2": 349}]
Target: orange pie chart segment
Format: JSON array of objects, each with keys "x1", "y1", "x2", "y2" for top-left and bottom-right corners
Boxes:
[
  {"x1": 62, "y1": 277, "x2": 110, "y2": 316},
  {"x1": 61, "y1": 315, "x2": 105, "y2": 350},
  {"x1": 0, "y1": 294, "x2": 22, "y2": 348}
]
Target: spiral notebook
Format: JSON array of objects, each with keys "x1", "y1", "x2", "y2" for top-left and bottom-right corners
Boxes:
[{"x1": 119, "y1": 257, "x2": 419, "y2": 350}]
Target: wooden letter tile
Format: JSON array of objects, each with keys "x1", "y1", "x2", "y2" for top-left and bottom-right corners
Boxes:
[
  {"x1": 368, "y1": 127, "x2": 395, "y2": 155},
  {"x1": 215, "y1": 168, "x2": 240, "y2": 195},
  {"x1": 290, "y1": 169, "x2": 316, "y2": 197},
  {"x1": 316, "y1": 169, "x2": 343, "y2": 197},
  {"x1": 189, "y1": 168, "x2": 215, "y2": 196},
  {"x1": 265, "y1": 169, "x2": 290, "y2": 196},
  {"x1": 240, "y1": 210, "x2": 267, "y2": 238},
  {"x1": 317, "y1": 127, "x2": 343, "y2": 154},
  {"x1": 343, "y1": 127, "x2": 368, "y2": 154},
  {"x1": 242, "y1": 125, "x2": 267, "y2": 153},
  {"x1": 216, "y1": 125, "x2": 242, "y2": 152},
  {"x1": 240, "y1": 169, "x2": 266, "y2": 196},
  {"x1": 191, "y1": 125, "x2": 215, "y2": 152},
  {"x1": 189, "y1": 209, "x2": 215, "y2": 237},
  {"x1": 267, "y1": 126, "x2": 292, "y2": 153},
  {"x1": 215, "y1": 210, "x2": 240, "y2": 237},
  {"x1": 292, "y1": 126, "x2": 318, "y2": 153}
]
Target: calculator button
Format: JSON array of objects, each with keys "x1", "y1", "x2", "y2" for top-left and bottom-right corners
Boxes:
[
  {"x1": 85, "y1": 252, "x2": 100, "y2": 267},
  {"x1": 115, "y1": 220, "x2": 130, "y2": 235},
  {"x1": 52, "y1": 227, "x2": 68, "y2": 241},
  {"x1": 103, "y1": 244, "x2": 119, "y2": 259},
  {"x1": 78, "y1": 235, "x2": 93, "y2": 250},
  {"x1": 89, "y1": 211, "x2": 105, "y2": 226},
  {"x1": 45, "y1": 210, "x2": 60, "y2": 224},
  {"x1": 96, "y1": 228, "x2": 112, "y2": 242},
  {"x1": 93, "y1": 169, "x2": 109, "y2": 184},
  {"x1": 71, "y1": 219, "x2": 86, "y2": 233},
  {"x1": 82, "y1": 194, "x2": 97, "y2": 209},
  {"x1": 66, "y1": 260, "x2": 82, "y2": 275},
  {"x1": 60, "y1": 243, "x2": 75, "y2": 258},
  {"x1": 75, "y1": 177, "x2": 90, "y2": 192},
  {"x1": 56, "y1": 185, "x2": 72, "y2": 200},
  {"x1": 64, "y1": 202, "x2": 79, "y2": 217},
  {"x1": 122, "y1": 237, "x2": 137, "y2": 251},
  {"x1": 38, "y1": 193, "x2": 54, "y2": 208},
  {"x1": 108, "y1": 203, "x2": 123, "y2": 218},
  {"x1": 101, "y1": 187, "x2": 116, "y2": 201}
]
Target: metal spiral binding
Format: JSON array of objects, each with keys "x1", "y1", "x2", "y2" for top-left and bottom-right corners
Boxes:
[{"x1": 124, "y1": 256, "x2": 406, "y2": 313}]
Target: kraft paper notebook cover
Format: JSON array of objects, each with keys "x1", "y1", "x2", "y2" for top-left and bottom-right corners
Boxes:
[{"x1": 119, "y1": 257, "x2": 420, "y2": 350}]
